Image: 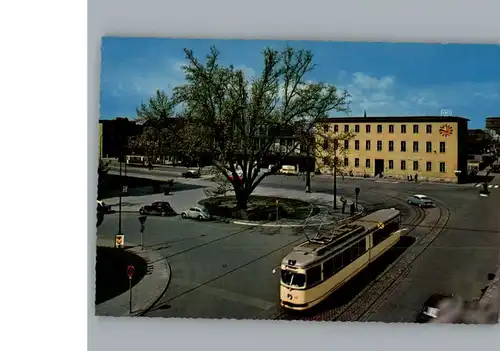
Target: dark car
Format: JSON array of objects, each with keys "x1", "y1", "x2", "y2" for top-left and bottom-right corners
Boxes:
[
  {"x1": 182, "y1": 170, "x2": 201, "y2": 178},
  {"x1": 139, "y1": 201, "x2": 176, "y2": 216},
  {"x1": 416, "y1": 294, "x2": 453, "y2": 323}
]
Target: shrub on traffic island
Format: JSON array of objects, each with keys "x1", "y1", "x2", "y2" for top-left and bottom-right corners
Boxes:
[{"x1": 199, "y1": 195, "x2": 317, "y2": 222}]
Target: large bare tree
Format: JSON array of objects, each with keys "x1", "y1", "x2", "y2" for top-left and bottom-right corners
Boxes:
[{"x1": 173, "y1": 46, "x2": 351, "y2": 209}]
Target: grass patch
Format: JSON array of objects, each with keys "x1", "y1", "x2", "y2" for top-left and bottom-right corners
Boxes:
[{"x1": 199, "y1": 195, "x2": 319, "y2": 221}]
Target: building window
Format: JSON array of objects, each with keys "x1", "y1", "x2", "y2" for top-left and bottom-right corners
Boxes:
[
  {"x1": 344, "y1": 158, "x2": 349, "y2": 167},
  {"x1": 355, "y1": 140, "x2": 360, "y2": 150},
  {"x1": 323, "y1": 124, "x2": 329, "y2": 132},
  {"x1": 334, "y1": 125, "x2": 339, "y2": 133},
  {"x1": 426, "y1": 124, "x2": 432, "y2": 134},
  {"x1": 344, "y1": 125, "x2": 349, "y2": 133},
  {"x1": 439, "y1": 142, "x2": 446, "y2": 153},
  {"x1": 389, "y1": 125, "x2": 394, "y2": 133},
  {"x1": 388, "y1": 141, "x2": 394, "y2": 151},
  {"x1": 401, "y1": 141, "x2": 406, "y2": 152},
  {"x1": 323, "y1": 140, "x2": 329, "y2": 150},
  {"x1": 426, "y1": 141, "x2": 432, "y2": 153},
  {"x1": 333, "y1": 139, "x2": 339, "y2": 150},
  {"x1": 366, "y1": 159, "x2": 371, "y2": 168},
  {"x1": 366, "y1": 140, "x2": 371, "y2": 150},
  {"x1": 388, "y1": 160, "x2": 394, "y2": 169},
  {"x1": 377, "y1": 125, "x2": 383, "y2": 133},
  {"x1": 377, "y1": 140, "x2": 383, "y2": 151},
  {"x1": 413, "y1": 141, "x2": 419, "y2": 152},
  {"x1": 366, "y1": 125, "x2": 371, "y2": 133},
  {"x1": 426, "y1": 161, "x2": 432, "y2": 171},
  {"x1": 413, "y1": 125, "x2": 419, "y2": 134},
  {"x1": 401, "y1": 125, "x2": 407, "y2": 133},
  {"x1": 440, "y1": 162, "x2": 446, "y2": 173},
  {"x1": 344, "y1": 140, "x2": 349, "y2": 149},
  {"x1": 355, "y1": 125, "x2": 360, "y2": 133},
  {"x1": 401, "y1": 160, "x2": 406, "y2": 170},
  {"x1": 355, "y1": 158, "x2": 360, "y2": 167},
  {"x1": 413, "y1": 161, "x2": 419, "y2": 171}
]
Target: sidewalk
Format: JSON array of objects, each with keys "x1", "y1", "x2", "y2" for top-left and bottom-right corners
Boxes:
[
  {"x1": 94, "y1": 238, "x2": 171, "y2": 317},
  {"x1": 314, "y1": 173, "x2": 496, "y2": 188}
]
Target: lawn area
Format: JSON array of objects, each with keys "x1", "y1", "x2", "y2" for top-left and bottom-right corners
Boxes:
[{"x1": 199, "y1": 195, "x2": 319, "y2": 221}]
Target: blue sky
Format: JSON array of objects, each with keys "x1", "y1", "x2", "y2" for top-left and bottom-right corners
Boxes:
[{"x1": 100, "y1": 37, "x2": 500, "y2": 129}]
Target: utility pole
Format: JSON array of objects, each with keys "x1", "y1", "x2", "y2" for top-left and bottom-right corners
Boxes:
[{"x1": 333, "y1": 138, "x2": 339, "y2": 210}]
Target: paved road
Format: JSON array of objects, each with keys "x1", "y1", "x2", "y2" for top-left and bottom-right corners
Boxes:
[{"x1": 96, "y1": 170, "x2": 500, "y2": 321}]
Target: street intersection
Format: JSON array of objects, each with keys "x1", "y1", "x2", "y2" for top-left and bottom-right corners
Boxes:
[{"x1": 96, "y1": 167, "x2": 500, "y2": 321}]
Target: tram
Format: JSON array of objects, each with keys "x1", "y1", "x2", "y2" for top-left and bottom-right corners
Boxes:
[{"x1": 279, "y1": 208, "x2": 406, "y2": 311}]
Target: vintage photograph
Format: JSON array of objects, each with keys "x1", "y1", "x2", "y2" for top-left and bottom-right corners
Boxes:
[{"x1": 95, "y1": 37, "x2": 500, "y2": 323}]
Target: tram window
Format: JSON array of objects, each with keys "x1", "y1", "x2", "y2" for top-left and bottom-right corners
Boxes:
[
  {"x1": 307, "y1": 266, "x2": 322, "y2": 287},
  {"x1": 372, "y1": 220, "x2": 398, "y2": 246},
  {"x1": 281, "y1": 270, "x2": 306, "y2": 288},
  {"x1": 343, "y1": 243, "x2": 361, "y2": 266},
  {"x1": 357, "y1": 239, "x2": 367, "y2": 255},
  {"x1": 323, "y1": 258, "x2": 335, "y2": 279},
  {"x1": 333, "y1": 253, "x2": 343, "y2": 273}
]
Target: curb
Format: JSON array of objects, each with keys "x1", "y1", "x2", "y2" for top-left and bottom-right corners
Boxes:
[
  {"x1": 94, "y1": 244, "x2": 171, "y2": 317},
  {"x1": 232, "y1": 205, "x2": 364, "y2": 228}
]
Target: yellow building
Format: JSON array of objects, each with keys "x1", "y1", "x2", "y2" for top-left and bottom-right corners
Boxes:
[{"x1": 315, "y1": 116, "x2": 469, "y2": 183}]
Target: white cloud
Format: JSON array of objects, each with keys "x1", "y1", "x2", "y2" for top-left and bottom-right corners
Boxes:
[
  {"x1": 337, "y1": 72, "x2": 500, "y2": 117},
  {"x1": 103, "y1": 57, "x2": 499, "y2": 119}
]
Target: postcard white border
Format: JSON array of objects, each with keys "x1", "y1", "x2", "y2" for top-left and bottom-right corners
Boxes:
[{"x1": 4, "y1": 1, "x2": 499, "y2": 351}]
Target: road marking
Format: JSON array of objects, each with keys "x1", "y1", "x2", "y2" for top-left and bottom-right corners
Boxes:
[
  {"x1": 495, "y1": 185, "x2": 499, "y2": 188},
  {"x1": 176, "y1": 280, "x2": 275, "y2": 310},
  {"x1": 488, "y1": 184, "x2": 493, "y2": 188},
  {"x1": 475, "y1": 184, "x2": 482, "y2": 187},
  {"x1": 375, "y1": 180, "x2": 400, "y2": 184}
]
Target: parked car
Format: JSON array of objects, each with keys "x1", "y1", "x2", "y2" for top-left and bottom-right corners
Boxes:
[
  {"x1": 139, "y1": 201, "x2": 176, "y2": 216},
  {"x1": 181, "y1": 206, "x2": 211, "y2": 221},
  {"x1": 416, "y1": 294, "x2": 453, "y2": 323},
  {"x1": 182, "y1": 170, "x2": 201, "y2": 178},
  {"x1": 279, "y1": 165, "x2": 298, "y2": 175},
  {"x1": 407, "y1": 194, "x2": 434, "y2": 207},
  {"x1": 97, "y1": 200, "x2": 112, "y2": 214}
]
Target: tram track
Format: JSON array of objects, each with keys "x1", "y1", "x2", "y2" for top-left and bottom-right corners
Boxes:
[{"x1": 271, "y1": 189, "x2": 431, "y2": 321}]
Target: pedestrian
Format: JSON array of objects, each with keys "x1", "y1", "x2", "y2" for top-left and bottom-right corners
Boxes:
[{"x1": 414, "y1": 173, "x2": 418, "y2": 184}]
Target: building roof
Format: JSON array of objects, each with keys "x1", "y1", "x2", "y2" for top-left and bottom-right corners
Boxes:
[{"x1": 318, "y1": 116, "x2": 469, "y2": 123}]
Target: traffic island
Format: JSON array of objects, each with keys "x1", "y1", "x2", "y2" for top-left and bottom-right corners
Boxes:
[
  {"x1": 198, "y1": 195, "x2": 320, "y2": 222},
  {"x1": 94, "y1": 241, "x2": 172, "y2": 317}
]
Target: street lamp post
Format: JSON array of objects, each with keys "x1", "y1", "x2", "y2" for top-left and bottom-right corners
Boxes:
[
  {"x1": 332, "y1": 139, "x2": 339, "y2": 210},
  {"x1": 355, "y1": 187, "x2": 360, "y2": 211},
  {"x1": 118, "y1": 149, "x2": 123, "y2": 237}
]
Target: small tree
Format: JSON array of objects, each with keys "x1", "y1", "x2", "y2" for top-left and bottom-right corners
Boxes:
[
  {"x1": 313, "y1": 128, "x2": 356, "y2": 209},
  {"x1": 136, "y1": 90, "x2": 177, "y2": 162},
  {"x1": 173, "y1": 45, "x2": 351, "y2": 210}
]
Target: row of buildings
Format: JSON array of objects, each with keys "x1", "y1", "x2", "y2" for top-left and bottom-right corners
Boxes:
[{"x1": 98, "y1": 115, "x2": 500, "y2": 183}]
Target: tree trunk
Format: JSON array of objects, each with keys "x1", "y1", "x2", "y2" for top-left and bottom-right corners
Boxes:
[{"x1": 235, "y1": 188, "x2": 249, "y2": 210}]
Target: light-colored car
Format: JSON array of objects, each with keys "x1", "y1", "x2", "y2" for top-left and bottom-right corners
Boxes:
[
  {"x1": 181, "y1": 206, "x2": 211, "y2": 220},
  {"x1": 279, "y1": 165, "x2": 298, "y2": 175},
  {"x1": 407, "y1": 194, "x2": 434, "y2": 207}
]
